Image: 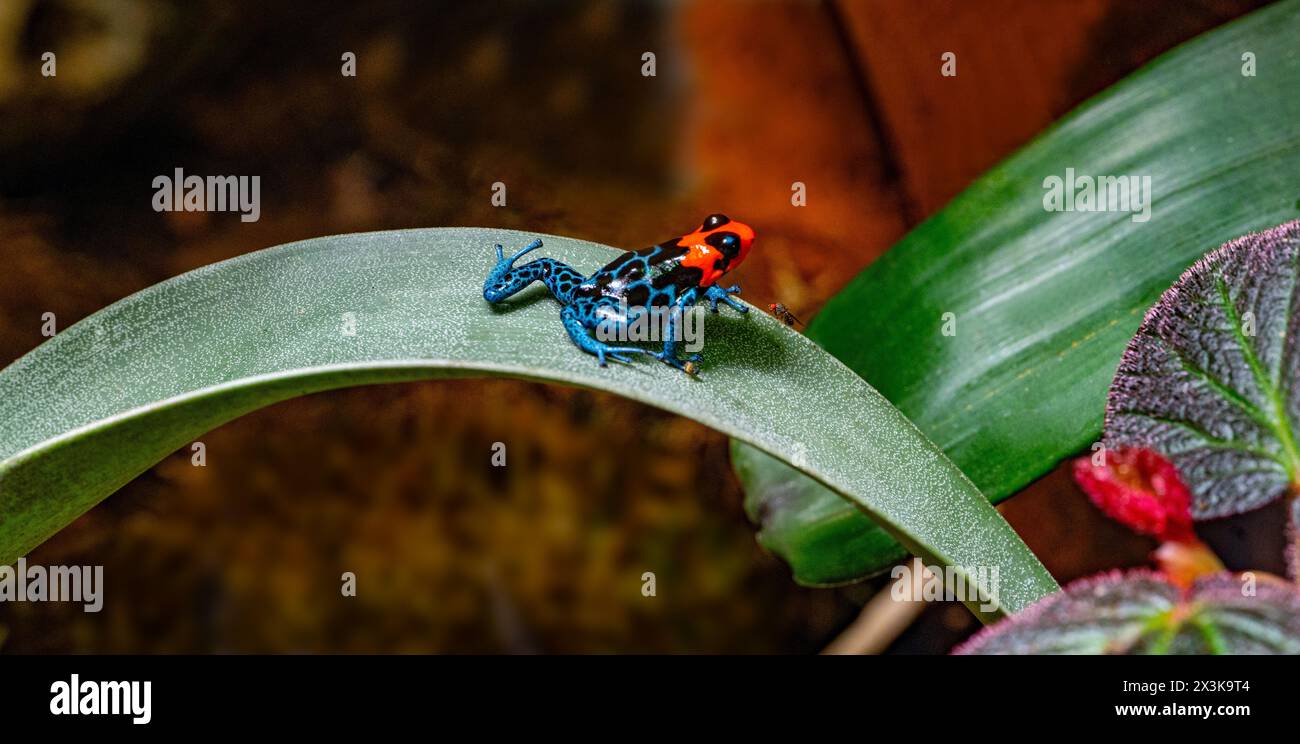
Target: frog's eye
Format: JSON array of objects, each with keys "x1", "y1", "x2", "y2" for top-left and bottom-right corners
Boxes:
[
  {"x1": 702, "y1": 213, "x2": 730, "y2": 231},
  {"x1": 709, "y1": 231, "x2": 741, "y2": 258}
]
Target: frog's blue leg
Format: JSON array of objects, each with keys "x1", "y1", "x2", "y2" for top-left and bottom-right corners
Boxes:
[
  {"x1": 654, "y1": 289, "x2": 704, "y2": 373},
  {"x1": 483, "y1": 239, "x2": 586, "y2": 305},
  {"x1": 560, "y1": 306, "x2": 656, "y2": 367},
  {"x1": 703, "y1": 283, "x2": 748, "y2": 314}
]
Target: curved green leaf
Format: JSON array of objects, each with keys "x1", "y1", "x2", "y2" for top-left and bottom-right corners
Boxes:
[
  {"x1": 738, "y1": 0, "x2": 1300, "y2": 584},
  {"x1": 0, "y1": 228, "x2": 1056, "y2": 617},
  {"x1": 955, "y1": 571, "x2": 1300, "y2": 655},
  {"x1": 1108, "y1": 220, "x2": 1300, "y2": 519},
  {"x1": 732, "y1": 442, "x2": 906, "y2": 587}
]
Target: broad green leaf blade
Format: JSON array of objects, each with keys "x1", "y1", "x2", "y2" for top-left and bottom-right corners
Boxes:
[
  {"x1": 739, "y1": 0, "x2": 1300, "y2": 584},
  {"x1": 0, "y1": 228, "x2": 1056, "y2": 617},
  {"x1": 955, "y1": 571, "x2": 1300, "y2": 655},
  {"x1": 731, "y1": 441, "x2": 906, "y2": 587},
  {"x1": 1108, "y1": 221, "x2": 1300, "y2": 519}
]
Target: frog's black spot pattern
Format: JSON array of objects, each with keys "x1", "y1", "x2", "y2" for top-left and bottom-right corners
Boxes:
[
  {"x1": 623, "y1": 284, "x2": 650, "y2": 307},
  {"x1": 603, "y1": 251, "x2": 636, "y2": 272},
  {"x1": 648, "y1": 241, "x2": 688, "y2": 263},
  {"x1": 707, "y1": 231, "x2": 741, "y2": 258},
  {"x1": 482, "y1": 215, "x2": 751, "y2": 373},
  {"x1": 616, "y1": 261, "x2": 642, "y2": 280},
  {"x1": 653, "y1": 265, "x2": 702, "y2": 290}
]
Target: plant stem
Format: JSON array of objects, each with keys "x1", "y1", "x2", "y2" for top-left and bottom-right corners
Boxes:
[
  {"x1": 821, "y1": 559, "x2": 928, "y2": 655},
  {"x1": 1153, "y1": 539, "x2": 1224, "y2": 590}
]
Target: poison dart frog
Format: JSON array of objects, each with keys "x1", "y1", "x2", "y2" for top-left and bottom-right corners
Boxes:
[{"x1": 483, "y1": 213, "x2": 754, "y2": 374}]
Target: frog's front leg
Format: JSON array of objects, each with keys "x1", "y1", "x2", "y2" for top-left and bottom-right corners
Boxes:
[
  {"x1": 704, "y1": 284, "x2": 748, "y2": 314},
  {"x1": 654, "y1": 289, "x2": 704, "y2": 374},
  {"x1": 560, "y1": 306, "x2": 655, "y2": 367}
]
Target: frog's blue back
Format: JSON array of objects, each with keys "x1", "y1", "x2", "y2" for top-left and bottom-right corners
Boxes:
[{"x1": 482, "y1": 214, "x2": 755, "y2": 374}]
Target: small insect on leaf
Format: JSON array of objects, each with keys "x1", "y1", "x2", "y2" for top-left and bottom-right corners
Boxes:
[{"x1": 768, "y1": 303, "x2": 803, "y2": 327}]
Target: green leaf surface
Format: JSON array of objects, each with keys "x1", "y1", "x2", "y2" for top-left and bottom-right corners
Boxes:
[
  {"x1": 738, "y1": 0, "x2": 1300, "y2": 585},
  {"x1": 1108, "y1": 220, "x2": 1300, "y2": 519},
  {"x1": 0, "y1": 228, "x2": 1057, "y2": 617},
  {"x1": 732, "y1": 442, "x2": 907, "y2": 587},
  {"x1": 955, "y1": 571, "x2": 1300, "y2": 655}
]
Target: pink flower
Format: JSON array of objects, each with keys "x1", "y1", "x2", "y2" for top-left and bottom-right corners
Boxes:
[{"x1": 1072, "y1": 448, "x2": 1195, "y2": 543}]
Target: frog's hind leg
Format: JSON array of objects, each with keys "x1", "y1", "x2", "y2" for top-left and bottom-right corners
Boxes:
[
  {"x1": 560, "y1": 306, "x2": 655, "y2": 367},
  {"x1": 483, "y1": 239, "x2": 586, "y2": 305}
]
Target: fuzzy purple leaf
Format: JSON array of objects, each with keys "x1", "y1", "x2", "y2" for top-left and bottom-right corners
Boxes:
[
  {"x1": 955, "y1": 571, "x2": 1300, "y2": 655},
  {"x1": 1106, "y1": 220, "x2": 1300, "y2": 519}
]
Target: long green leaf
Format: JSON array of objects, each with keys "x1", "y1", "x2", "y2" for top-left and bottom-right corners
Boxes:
[
  {"x1": 739, "y1": 0, "x2": 1300, "y2": 584},
  {"x1": 0, "y1": 228, "x2": 1056, "y2": 617}
]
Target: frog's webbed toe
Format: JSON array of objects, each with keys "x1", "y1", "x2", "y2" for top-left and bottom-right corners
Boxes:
[
  {"x1": 653, "y1": 350, "x2": 701, "y2": 375},
  {"x1": 561, "y1": 306, "x2": 657, "y2": 368},
  {"x1": 598, "y1": 349, "x2": 644, "y2": 366},
  {"x1": 705, "y1": 284, "x2": 747, "y2": 314}
]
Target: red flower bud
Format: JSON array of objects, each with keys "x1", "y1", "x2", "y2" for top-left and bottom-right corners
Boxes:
[{"x1": 1072, "y1": 448, "x2": 1195, "y2": 543}]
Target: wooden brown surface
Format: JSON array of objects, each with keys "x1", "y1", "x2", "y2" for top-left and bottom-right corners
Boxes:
[
  {"x1": 680, "y1": 0, "x2": 909, "y2": 319},
  {"x1": 838, "y1": 0, "x2": 1113, "y2": 214},
  {"x1": 837, "y1": 0, "x2": 1269, "y2": 214}
]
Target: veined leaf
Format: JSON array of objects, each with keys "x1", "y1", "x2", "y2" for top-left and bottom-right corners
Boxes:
[
  {"x1": 0, "y1": 228, "x2": 1057, "y2": 618},
  {"x1": 1107, "y1": 220, "x2": 1300, "y2": 519},
  {"x1": 738, "y1": 0, "x2": 1300, "y2": 584},
  {"x1": 955, "y1": 571, "x2": 1300, "y2": 655}
]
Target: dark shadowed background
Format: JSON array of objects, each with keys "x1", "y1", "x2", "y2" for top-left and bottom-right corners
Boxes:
[{"x1": 0, "y1": 0, "x2": 1274, "y2": 653}]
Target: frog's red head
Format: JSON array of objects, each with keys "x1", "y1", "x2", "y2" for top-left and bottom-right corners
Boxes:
[{"x1": 676, "y1": 213, "x2": 755, "y2": 287}]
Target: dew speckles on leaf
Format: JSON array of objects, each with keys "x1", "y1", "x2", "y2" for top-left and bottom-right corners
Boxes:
[{"x1": 0, "y1": 228, "x2": 1055, "y2": 613}]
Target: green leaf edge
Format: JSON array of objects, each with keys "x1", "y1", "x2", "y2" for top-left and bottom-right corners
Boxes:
[{"x1": 0, "y1": 227, "x2": 1058, "y2": 619}]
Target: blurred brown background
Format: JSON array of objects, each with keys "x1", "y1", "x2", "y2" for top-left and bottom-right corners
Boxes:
[{"x1": 0, "y1": 0, "x2": 1275, "y2": 653}]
